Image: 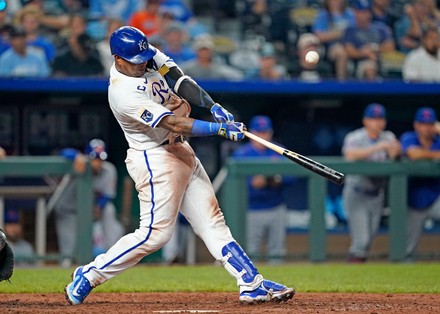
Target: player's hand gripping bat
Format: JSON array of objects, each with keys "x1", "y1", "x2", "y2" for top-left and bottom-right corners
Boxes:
[{"x1": 243, "y1": 131, "x2": 345, "y2": 185}]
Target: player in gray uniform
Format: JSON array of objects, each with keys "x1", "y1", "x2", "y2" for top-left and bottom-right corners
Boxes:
[
  {"x1": 342, "y1": 103, "x2": 401, "y2": 263},
  {"x1": 64, "y1": 26, "x2": 294, "y2": 305},
  {"x1": 55, "y1": 139, "x2": 124, "y2": 267}
]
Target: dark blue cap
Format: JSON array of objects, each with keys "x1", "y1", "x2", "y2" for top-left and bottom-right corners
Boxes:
[
  {"x1": 364, "y1": 103, "x2": 386, "y2": 119},
  {"x1": 5, "y1": 208, "x2": 20, "y2": 224},
  {"x1": 353, "y1": 0, "x2": 371, "y2": 10},
  {"x1": 249, "y1": 115, "x2": 273, "y2": 132},
  {"x1": 415, "y1": 107, "x2": 437, "y2": 123}
]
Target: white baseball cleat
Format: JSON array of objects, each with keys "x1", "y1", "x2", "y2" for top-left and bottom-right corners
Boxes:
[{"x1": 239, "y1": 279, "x2": 295, "y2": 304}]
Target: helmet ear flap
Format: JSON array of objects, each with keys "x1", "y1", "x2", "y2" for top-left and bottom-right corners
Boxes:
[{"x1": 110, "y1": 26, "x2": 156, "y2": 64}]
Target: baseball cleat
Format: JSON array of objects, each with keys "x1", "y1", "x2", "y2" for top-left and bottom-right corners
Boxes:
[
  {"x1": 65, "y1": 266, "x2": 93, "y2": 305},
  {"x1": 239, "y1": 280, "x2": 295, "y2": 304}
]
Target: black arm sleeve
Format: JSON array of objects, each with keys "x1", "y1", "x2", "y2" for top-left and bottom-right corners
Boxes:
[{"x1": 163, "y1": 66, "x2": 215, "y2": 109}]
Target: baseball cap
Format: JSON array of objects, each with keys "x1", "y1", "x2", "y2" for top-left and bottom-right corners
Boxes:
[
  {"x1": 363, "y1": 103, "x2": 386, "y2": 119},
  {"x1": 297, "y1": 33, "x2": 319, "y2": 50},
  {"x1": 86, "y1": 138, "x2": 108, "y2": 160},
  {"x1": 415, "y1": 107, "x2": 437, "y2": 123},
  {"x1": 193, "y1": 34, "x2": 214, "y2": 50},
  {"x1": 353, "y1": 0, "x2": 371, "y2": 10},
  {"x1": 249, "y1": 115, "x2": 273, "y2": 132},
  {"x1": 4, "y1": 208, "x2": 20, "y2": 224},
  {"x1": 260, "y1": 42, "x2": 276, "y2": 58}
]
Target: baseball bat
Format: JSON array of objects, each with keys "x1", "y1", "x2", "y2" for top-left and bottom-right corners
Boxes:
[{"x1": 243, "y1": 131, "x2": 345, "y2": 185}]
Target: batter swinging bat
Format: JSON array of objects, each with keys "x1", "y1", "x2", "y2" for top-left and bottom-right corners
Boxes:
[{"x1": 243, "y1": 131, "x2": 345, "y2": 185}]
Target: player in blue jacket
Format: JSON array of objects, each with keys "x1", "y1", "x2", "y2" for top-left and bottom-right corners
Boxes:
[
  {"x1": 232, "y1": 115, "x2": 294, "y2": 263},
  {"x1": 400, "y1": 107, "x2": 440, "y2": 260}
]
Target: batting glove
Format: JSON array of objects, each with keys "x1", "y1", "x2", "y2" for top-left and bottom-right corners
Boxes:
[
  {"x1": 218, "y1": 122, "x2": 246, "y2": 141},
  {"x1": 211, "y1": 103, "x2": 234, "y2": 123}
]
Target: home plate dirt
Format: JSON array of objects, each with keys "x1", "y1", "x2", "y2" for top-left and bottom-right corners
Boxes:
[{"x1": 1, "y1": 292, "x2": 440, "y2": 313}]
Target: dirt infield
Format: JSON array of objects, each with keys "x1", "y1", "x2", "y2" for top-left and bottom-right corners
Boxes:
[{"x1": 1, "y1": 292, "x2": 440, "y2": 313}]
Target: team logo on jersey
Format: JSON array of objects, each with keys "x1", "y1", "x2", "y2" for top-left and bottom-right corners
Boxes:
[
  {"x1": 139, "y1": 108, "x2": 153, "y2": 123},
  {"x1": 138, "y1": 39, "x2": 148, "y2": 51},
  {"x1": 152, "y1": 81, "x2": 169, "y2": 104}
]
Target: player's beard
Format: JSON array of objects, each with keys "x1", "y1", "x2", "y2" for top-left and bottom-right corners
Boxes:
[
  {"x1": 425, "y1": 46, "x2": 439, "y2": 57},
  {"x1": 128, "y1": 63, "x2": 145, "y2": 77}
]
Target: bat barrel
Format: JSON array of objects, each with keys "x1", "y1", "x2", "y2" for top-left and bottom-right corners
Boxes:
[
  {"x1": 300, "y1": 158, "x2": 345, "y2": 185},
  {"x1": 285, "y1": 151, "x2": 345, "y2": 185}
]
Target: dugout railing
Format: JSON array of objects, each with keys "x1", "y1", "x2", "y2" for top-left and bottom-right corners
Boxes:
[
  {"x1": 221, "y1": 157, "x2": 440, "y2": 262},
  {"x1": 0, "y1": 156, "x2": 93, "y2": 265}
]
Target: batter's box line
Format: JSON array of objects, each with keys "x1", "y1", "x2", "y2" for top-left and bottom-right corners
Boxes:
[{"x1": 153, "y1": 311, "x2": 221, "y2": 313}]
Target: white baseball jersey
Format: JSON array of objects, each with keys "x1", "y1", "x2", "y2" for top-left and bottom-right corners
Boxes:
[
  {"x1": 108, "y1": 47, "x2": 178, "y2": 150},
  {"x1": 81, "y1": 46, "x2": 235, "y2": 287}
]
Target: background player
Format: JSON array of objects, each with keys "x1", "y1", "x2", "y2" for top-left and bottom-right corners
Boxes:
[
  {"x1": 54, "y1": 139, "x2": 124, "y2": 267},
  {"x1": 232, "y1": 115, "x2": 292, "y2": 263},
  {"x1": 400, "y1": 107, "x2": 440, "y2": 260},
  {"x1": 64, "y1": 26, "x2": 295, "y2": 305},
  {"x1": 342, "y1": 103, "x2": 401, "y2": 263}
]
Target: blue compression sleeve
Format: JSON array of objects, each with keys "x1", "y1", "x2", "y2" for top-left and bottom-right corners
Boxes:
[{"x1": 191, "y1": 120, "x2": 222, "y2": 136}]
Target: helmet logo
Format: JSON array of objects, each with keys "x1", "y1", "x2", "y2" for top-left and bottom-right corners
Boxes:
[{"x1": 138, "y1": 39, "x2": 148, "y2": 51}]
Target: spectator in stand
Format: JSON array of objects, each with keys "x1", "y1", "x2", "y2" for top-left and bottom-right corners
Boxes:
[
  {"x1": 228, "y1": 40, "x2": 262, "y2": 79},
  {"x1": 160, "y1": 0, "x2": 208, "y2": 40},
  {"x1": 239, "y1": 0, "x2": 271, "y2": 42},
  {"x1": 97, "y1": 18, "x2": 124, "y2": 76},
  {"x1": 88, "y1": 0, "x2": 142, "y2": 40},
  {"x1": 15, "y1": 6, "x2": 56, "y2": 63},
  {"x1": 0, "y1": 26, "x2": 50, "y2": 77},
  {"x1": 312, "y1": 0, "x2": 355, "y2": 80},
  {"x1": 371, "y1": 0, "x2": 399, "y2": 31},
  {"x1": 288, "y1": 33, "x2": 333, "y2": 82},
  {"x1": 0, "y1": 10, "x2": 13, "y2": 55},
  {"x1": 17, "y1": 0, "x2": 85, "y2": 44},
  {"x1": 400, "y1": 107, "x2": 440, "y2": 261},
  {"x1": 342, "y1": 103, "x2": 401, "y2": 263},
  {"x1": 343, "y1": 0, "x2": 395, "y2": 80},
  {"x1": 402, "y1": 27, "x2": 440, "y2": 82},
  {"x1": 253, "y1": 42, "x2": 289, "y2": 80},
  {"x1": 161, "y1": 21, "x2": 195, "y2": 64},
  {"x1": 128, "y1": 0, "x2": 163, "y2": 38},
  {"x1": 179, "y1": 34, "x2": 243, "y2": 80},
  {"x1": 394, "y1": 0, "x2": 440, "y2": 54},
  {"x1": 52, "y1": 14, "x2": 103, "y2": 77}
]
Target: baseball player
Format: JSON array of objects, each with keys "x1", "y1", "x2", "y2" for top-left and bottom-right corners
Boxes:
[
  {"x1": 342, "y1": 103, "x2": 401, "y2": 263},
  {"x1": 64, "y1": 26, "x2": 294, "y2": 305},
  {"x1": 232, "y1": 115, "x2": 291, "y2": 263},
  {"x1": 400, "y1": 107, "x2": 440, "y2": 260},
  {"x1": 55, "y1": 139, "x2": 124, "y2": 267}
]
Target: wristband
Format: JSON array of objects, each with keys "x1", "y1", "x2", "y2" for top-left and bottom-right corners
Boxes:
[{"x1": 191, "y1": 120, "x2": 221, "y2": 136}]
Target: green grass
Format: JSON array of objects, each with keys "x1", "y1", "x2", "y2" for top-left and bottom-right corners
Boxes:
[{"x1": 1, "y1": 263, "x2": 440, "y2": 294}]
